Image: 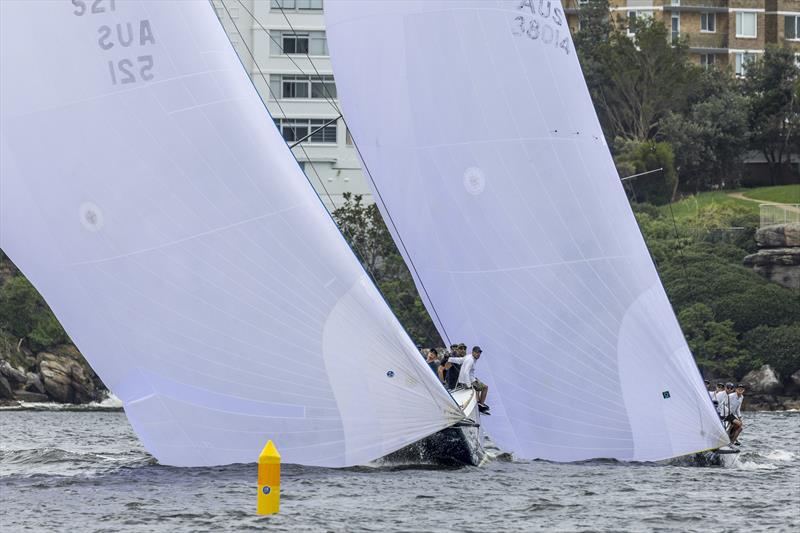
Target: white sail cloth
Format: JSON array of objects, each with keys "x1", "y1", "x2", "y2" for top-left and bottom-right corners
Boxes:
[
  {"x1": 0, "y1": 0, "x2": 462, "y2": 467},
  {"x1": 325, "y1": 0, "x2": 728, "y2": 461}
]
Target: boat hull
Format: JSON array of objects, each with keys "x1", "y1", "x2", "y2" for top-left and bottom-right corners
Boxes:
[{"x1": 380, "y1": 387, "x2": 484, "y2": 466}]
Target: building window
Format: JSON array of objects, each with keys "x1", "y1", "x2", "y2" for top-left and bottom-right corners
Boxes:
[
  {"x1": 785, "y1": 15, "x2": 800, "y2": 40},
  {"x1": 345, "y1": 128, "x2": 354, "y2": 146},
  {"x1": 701, "y1": 12, "x2": 716, "y2": 33},
  {"x1": 274, "y1": 118, "x2": 337, "y2": 144},
  {"x1": 627, "y1": 11, "x2": 652, "y2": 36},
  {"x1": 671, "y1": 14, "x2": 680, "y2": 43},
  {"x1": 700, "y1": 54, "x2": 715, "y2": 69},
  {"x1": 271, "y1": 0, "x2": 323, "y2": 10},
  {"x1": 271, "y1": 30, "x2": 328, "y2": 56},
  {"x1": 269, "y1": 74, "x2": 336, "y2": 99},
  {"x1": 734, "y1": 52, "x2": 755, "y2": 76},
  {"x1": 735, "y1": 12, "x2": 757, "y2": 39},
  {"x1": 671, "y1": 0, "x2": 680, "y2": 5}
]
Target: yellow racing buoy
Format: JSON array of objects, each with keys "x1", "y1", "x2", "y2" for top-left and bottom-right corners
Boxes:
[{"x1": 257, "y1": 440, "x2": 280, "y2": 515}]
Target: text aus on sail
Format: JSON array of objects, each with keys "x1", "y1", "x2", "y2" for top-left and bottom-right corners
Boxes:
[
  {"x1": 72, "y1": 0, "x2": 157, "y2": 86},
  {"x1": 513, "y1": 0, "x2": 571, "y2": 56}
]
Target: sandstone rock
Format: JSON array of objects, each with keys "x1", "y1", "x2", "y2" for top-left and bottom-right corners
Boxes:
[
  {"x1": 14, "y1": 390, "x2": 50, "y2": 402},
  {"x1": 0, "y1": 359, "x2": 27, "y2": 385},
  {"x1": 24, "y1": 372, "x2": 45, "y2": 394},
  {"x1": 743, "y1": 248, "x2": 800, "y2": 290},
  {"x1": 755, "y1": 223, "x2": 800, "y2": 248},
  {"x1": 0, "y1": 375, "x2": 14, "y2": 399},
  {"x1": 742, "y1": 364, "x2": 783, "y2": 395},
  {"x1": 38, "y1": 352, "x2": 95, "y2": 404}
]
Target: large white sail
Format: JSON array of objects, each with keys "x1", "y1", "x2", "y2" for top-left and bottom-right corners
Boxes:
[
  {"x1": 325, "y1": 0, "x2": 729, "y2": 461},
  {"x1": 0, "y1": 0, "x2": 462, "y2": 467}
]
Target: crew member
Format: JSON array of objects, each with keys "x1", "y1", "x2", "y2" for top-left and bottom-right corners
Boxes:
[
  {"x1": 446, "y1": 345, "x2": 490, "y2": 414},
  {"x1": 727, "y1": 384, "x2": 745, "y2": 445},
  {"x1": 426, "y1": 349, "x2": 440, "y2": 376},
  {"x1": 705, "y1": 380, "x2": 719, "y2": 412},
  {"x1": 444, "y1": 344, "x2": 464, "y2": 390},
  {"x1": 714, "y1": 382, "x2": 727, "y2": 417}
]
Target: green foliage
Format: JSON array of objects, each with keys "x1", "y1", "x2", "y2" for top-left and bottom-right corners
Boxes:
[
  {"x1": 741, "y1": 184, "x2": 800, "y2": 203},
  {"x1": 678, "y1": 303, "x2": 750, "y2": 377},
  {"x1": 743, "y1": 46, "x2": 800, "y2": 184},
  {"x1": 743, "y1": 324, "x2": 800, "y2": 378},
  {"x1": 331, "y1": 193, "x2": 441, "y2": 347},
  {"x1": 660, "y1": 89, "x2": 750, "y2": 191},
  {"x1": 634, "y1": 203, "x2": 800, "y2": 379},
  {"x1": 0, "y1": 274, "x2": 69, "y2": 351},
  {"x1": 615, "y1": 139, "x2": 677, "y2": 204},
  {"x1": 576, "y1": 14, "x2": 697, "y2": 141}
]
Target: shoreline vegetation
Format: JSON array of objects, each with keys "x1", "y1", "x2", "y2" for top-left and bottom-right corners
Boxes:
[
  {"x1": 2, "y1": 5, "x2": 799, "y2": 410},
  {"x1": 1, "y1": 186, "x2": 799, "y2": 410}
]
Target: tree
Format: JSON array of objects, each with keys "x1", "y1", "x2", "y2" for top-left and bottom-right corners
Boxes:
[
  {"x1": 743, "y1": 324, "x2": 800, "y2": 378},
  {"x1": 743, "y1": 46, "x2": 800, "y2": 184},
  {"x1": 614, "y1": 139, "x2": 678, "y2": 204},
  {"x1": 331, "y1": 193, "x2": 441, "y2": 347},
  {"x1": 577, "y1": 17, "x2": 699, "y2": 141},
  {"x1": 678, "y1": 303, "x2": 750, "y2": 377},
  {"x1": 660, "y1": 90, "x2": 750, "y2": 192}
]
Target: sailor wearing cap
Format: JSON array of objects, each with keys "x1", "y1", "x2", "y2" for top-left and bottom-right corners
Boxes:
[
  {"x1": 714, "y1": 383, "x2": 728, "y2": 417},
  {"x1": 727, "y1": 384, "x2": 746, "y2": 445},
  {"x1": 446, "y1": 345, "x2": 490, "y2": 414}
]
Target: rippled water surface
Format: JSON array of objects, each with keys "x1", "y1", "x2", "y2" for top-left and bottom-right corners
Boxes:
[{"x1": 1, "y1": 409, "x2": 798, "y2": 532}]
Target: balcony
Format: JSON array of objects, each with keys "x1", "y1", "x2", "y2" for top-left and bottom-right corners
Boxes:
[
  {"x1": 686, "y1": 31, "x2": 729, "y2": 52},
  {"x1": 663, "y1": 1, "x2": 729, "y2": 13}
]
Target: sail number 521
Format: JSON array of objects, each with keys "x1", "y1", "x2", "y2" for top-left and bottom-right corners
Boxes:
[{"x1": 108, "y1": 56, "x2": 154, "y2": 85}]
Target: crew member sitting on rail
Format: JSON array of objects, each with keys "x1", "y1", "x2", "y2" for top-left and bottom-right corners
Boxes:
[
  {"x1": 727, "y1": 384, "x2": 745, "y2": 445},
  {"x1": 443, "y1": 344, "x2": 464, "y2": 390},
  {"x1": 446, "y1": 345, "x2": 490, "y2": 414},
  {"x1": 714, "y1": 383, "x2": 728, "y2": 417},
  {"x1": 705, "y1": 380, "x2": 719, "y2": 411}
]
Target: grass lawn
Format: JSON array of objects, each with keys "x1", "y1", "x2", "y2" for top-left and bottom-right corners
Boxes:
[
  {"x1": 663, "y1": 184, "x2": 799, "y2": 222},
  {"x1": 665, "y1": 191, "x2": 758, "y2": 221},
  {"x1": 740, "y1": 184, "x2": 800, "y2": 204}
]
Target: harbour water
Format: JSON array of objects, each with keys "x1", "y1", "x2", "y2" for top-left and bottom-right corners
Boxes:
[{"x1": 1, "y1": 409, "x2": 798, "y2": 532}]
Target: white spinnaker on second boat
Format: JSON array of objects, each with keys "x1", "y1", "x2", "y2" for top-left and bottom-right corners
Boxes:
[
  {"x1": 0, "y1": 0, "x2": 462, "y2": 467},
  {"x1": 325, "y1": 0, "x2": 728, "y2": 461}
]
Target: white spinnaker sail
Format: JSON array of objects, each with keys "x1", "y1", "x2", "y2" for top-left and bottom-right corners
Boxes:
[
  {"x1": 0, "y1": 0, "x2": 462, "y2": 467},
  {"x1": 325, "y1": 0, "x2": 728, "y2": 461}
]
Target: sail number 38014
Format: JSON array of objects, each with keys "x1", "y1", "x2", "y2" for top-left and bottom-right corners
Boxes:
[{"x1": 512, "y1": 0, "x2": 570, "y2": 56}]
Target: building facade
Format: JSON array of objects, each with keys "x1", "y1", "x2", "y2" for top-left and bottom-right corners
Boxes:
[
  {"x1": 563, "y1": 0, "x2": 800, "y2": 75},
  {"x1": 213, "y1": 0, "x2": 370, "y2": 209}
]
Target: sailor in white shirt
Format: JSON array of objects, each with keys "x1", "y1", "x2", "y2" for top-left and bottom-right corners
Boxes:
[
  {"x1": 714, "y1": 383, "x2": 729, "y2": 418},
  {"x1": 445, "y1": 346, "x2": 490, "y2": 413},
  {"x1": 727, "y1": 384, "x2": 745, "y2": 444}
]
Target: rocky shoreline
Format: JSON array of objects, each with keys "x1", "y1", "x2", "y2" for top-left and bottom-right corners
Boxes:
[
  {"x1": 2, "y1": 344, "x2": 798, "y2": 411},
  {"x1": 0, "y1": 342, "x2": 107, "y2": 406}
]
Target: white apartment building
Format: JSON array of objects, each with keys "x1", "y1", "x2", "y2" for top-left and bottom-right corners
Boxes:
[{"x1": 212, "y1": 0, "x2": 371, "y2": 210}]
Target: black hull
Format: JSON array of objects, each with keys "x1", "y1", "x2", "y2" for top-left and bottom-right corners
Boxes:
[{"x1": 381, "y1": 424, "x2": 485, "y2": 466}]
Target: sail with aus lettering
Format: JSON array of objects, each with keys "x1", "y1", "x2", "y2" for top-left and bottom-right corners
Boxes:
[
  {"x1": 0, "y1": 0, "x2": 463, "y2": 467},
  {"x1": 325, "y1": 0, "x2": 729, "y2": 461}
]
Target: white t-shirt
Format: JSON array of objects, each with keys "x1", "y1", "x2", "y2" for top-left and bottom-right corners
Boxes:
[
  {"x1": 446, "y1": 354, "x2": 476, "y2": 385},
  {"x1": 728, "y1": 393, "x2": 743, "y2": 418},
  {"x1": 715, "y1": 390, "x2": 729, "y2": 416}
]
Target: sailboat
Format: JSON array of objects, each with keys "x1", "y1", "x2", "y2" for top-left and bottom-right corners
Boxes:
[{"x1": 0, "y1": 0, "x2": 729, "y2": 468}]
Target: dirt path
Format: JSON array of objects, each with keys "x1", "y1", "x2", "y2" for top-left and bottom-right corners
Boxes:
[{"x1": 727, "y1": 192, "x2": 800, "y2": 213}]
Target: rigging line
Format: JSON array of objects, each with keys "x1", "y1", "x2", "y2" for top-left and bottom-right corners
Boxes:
[
  {"x1": 270, "y1": 1, "x2": 453, "y2": 347},
  {"x1": 234, "y1": 0, "x2": 341, "y2": 114},
  {"x1": 218, "y1": 1, "x2": 439, "y2": 347},
  {"x1": 239, "y1": 0, "x2": 452, "y2": 348},
  {"x1": 289, "y1": 115, "x2": 342, "y2": 148}
]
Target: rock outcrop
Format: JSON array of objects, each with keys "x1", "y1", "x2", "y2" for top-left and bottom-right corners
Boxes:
[
  {"x1": 38, "y1": 352, "x2": 96, "y2": 404},
  {"x1": 744, "y1": 223, "x2": 800, "y2": 289},
  {"x1": 0, "y1": 343, "x2": 104, "y2": 405},
  {"x1": 742, "y1": 364, "x2": 783, "y2": 394}
]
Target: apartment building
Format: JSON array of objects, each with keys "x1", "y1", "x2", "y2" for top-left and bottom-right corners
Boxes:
[
  {"x1": 563, "y1": 0, "x2": 800, "y2": 75},
  {"x1": 212, "y1": 0, "x2": 370, "y2": 209}
]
